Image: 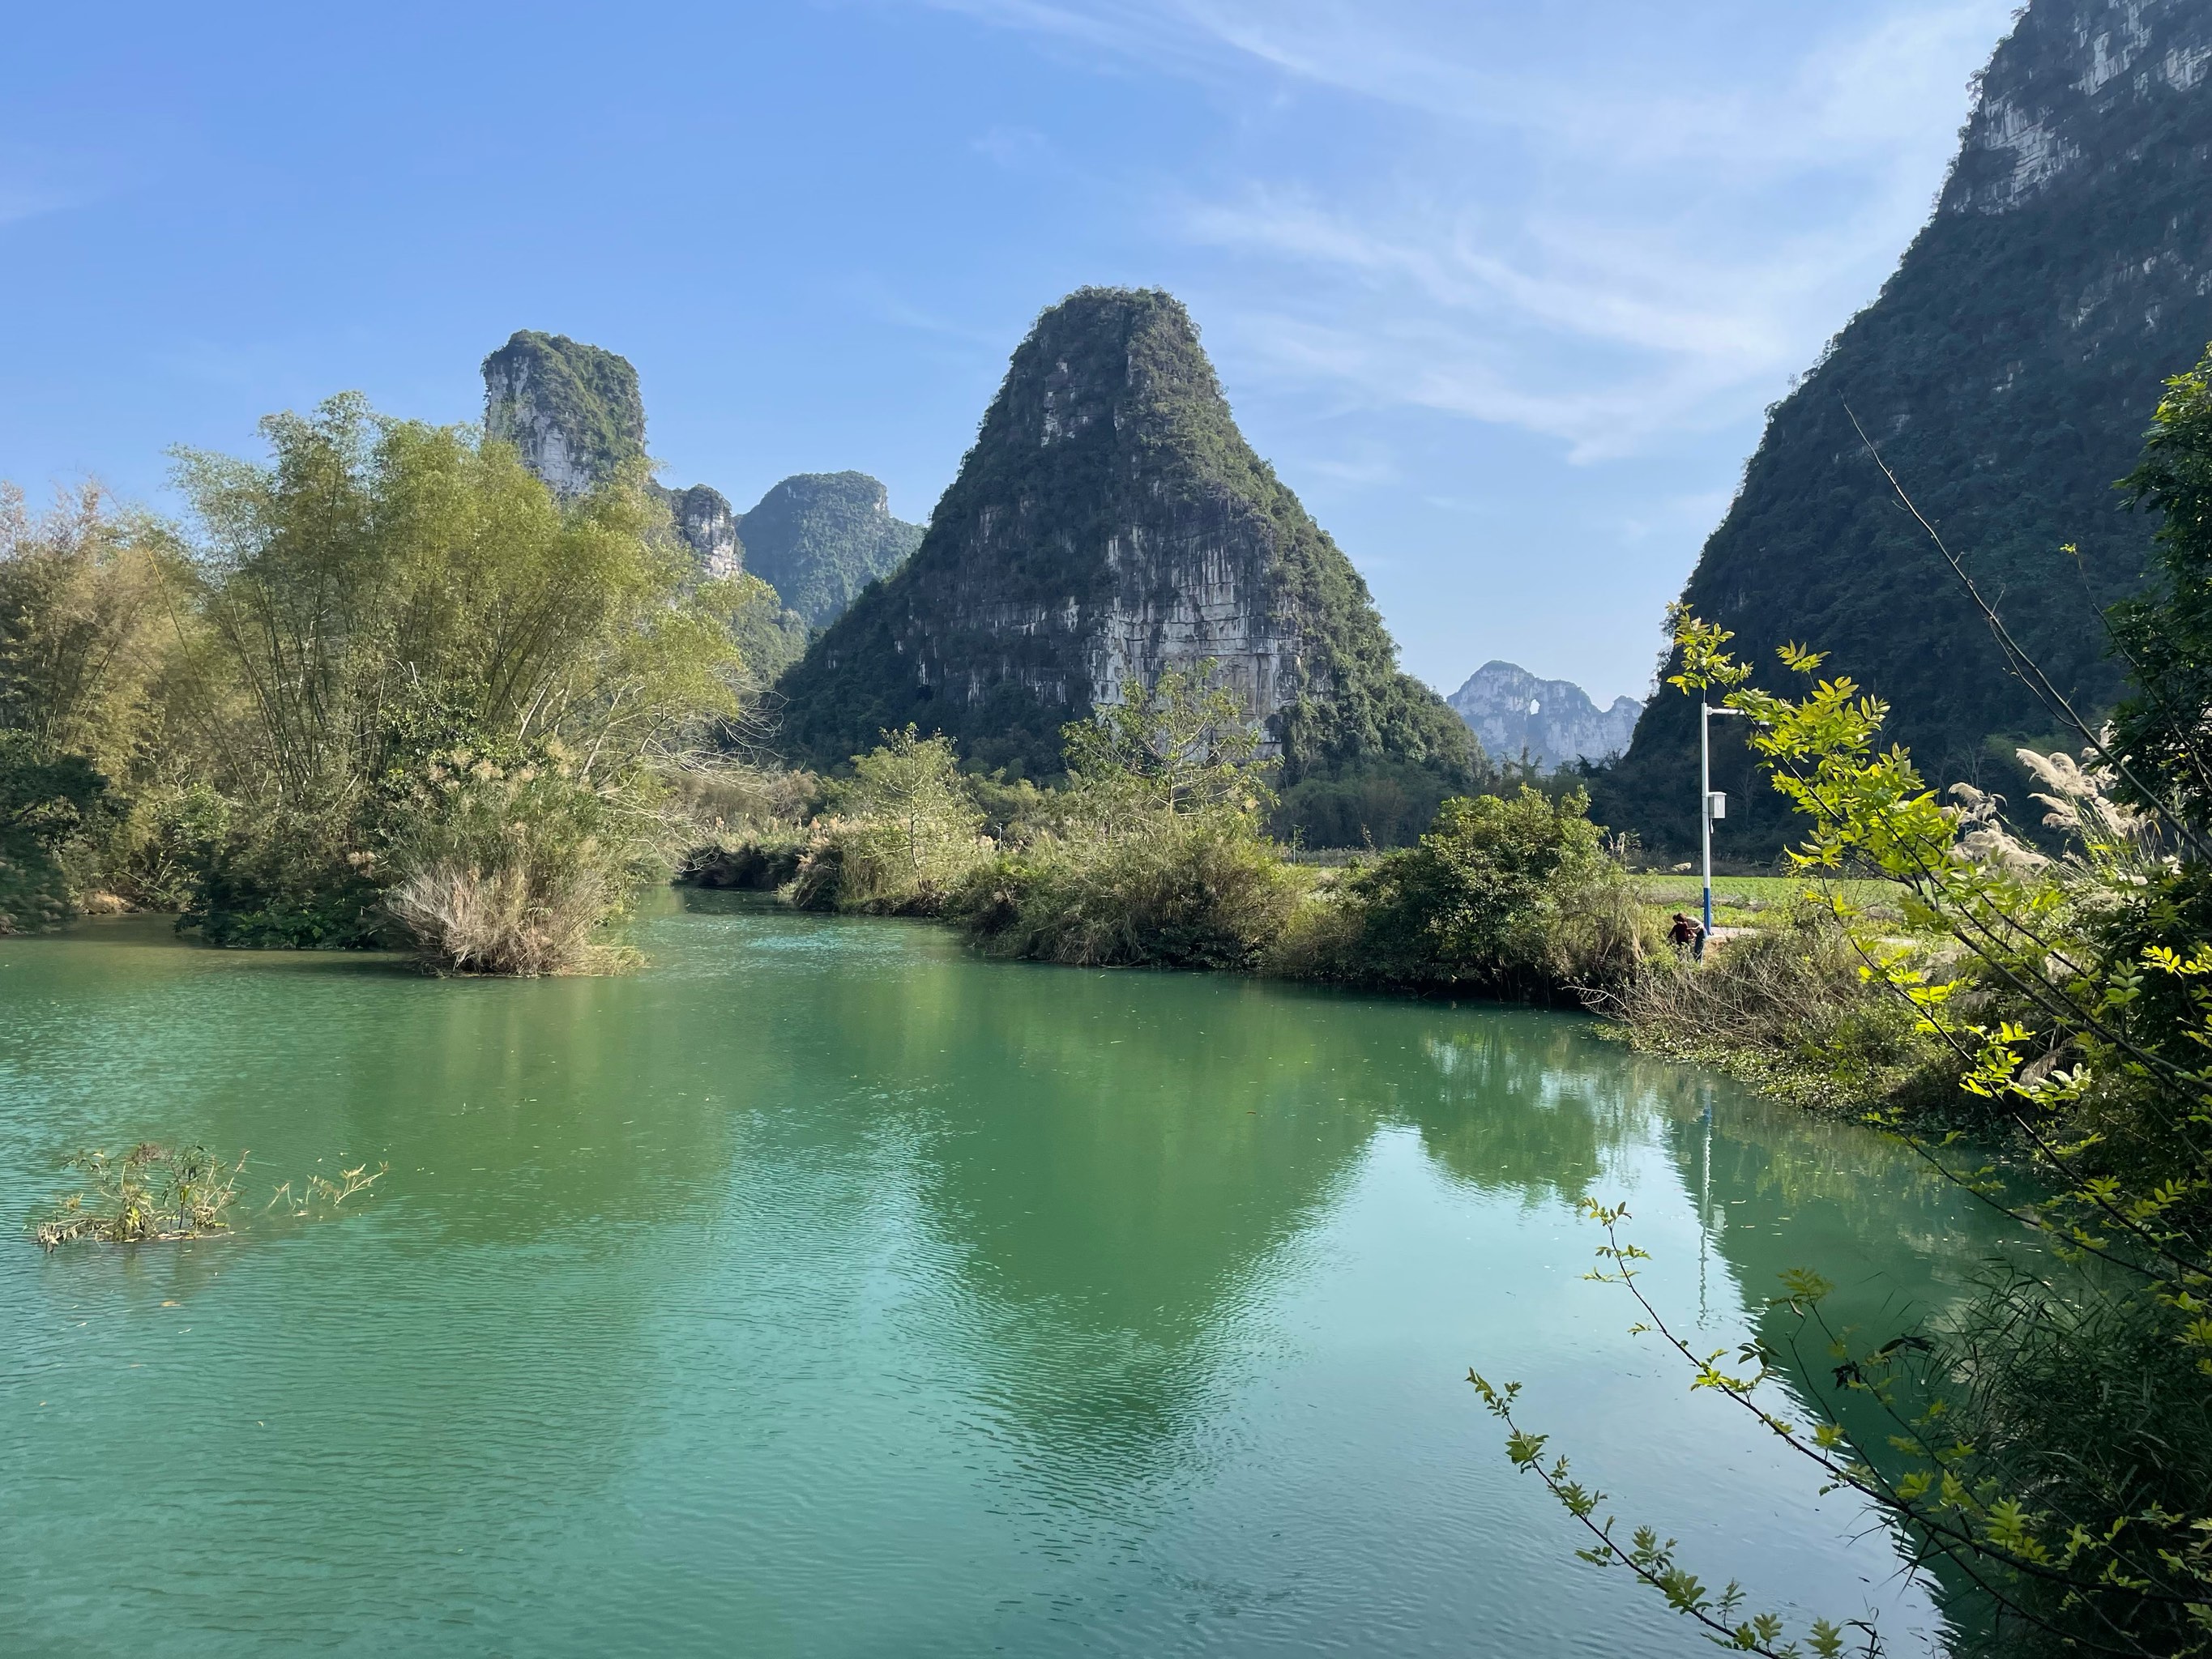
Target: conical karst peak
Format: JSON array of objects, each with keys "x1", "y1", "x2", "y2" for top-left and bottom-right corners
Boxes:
[
  {"x1": 772, "y1": 286, "x2": 1474, "y2": 787},
  {"x1": 481, "y1": 331, "x2": 647, "y2": 498}
]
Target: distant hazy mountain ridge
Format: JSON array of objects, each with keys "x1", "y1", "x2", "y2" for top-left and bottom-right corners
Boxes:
[
  {"x1": 479, "y1": 331, "x2": 921, "y2": 627},
  {"x1": 771, "y1": 286, "x2": 1475, "y2": 791},
  {"x1": 1606, "y1": 0, "x2": 2212, "y2": 855},
  {"x1": 1448, "y1": 663, "x2": 1641, "y2": 772}
]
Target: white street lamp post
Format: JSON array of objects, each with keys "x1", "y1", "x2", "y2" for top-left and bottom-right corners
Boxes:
[{"x1": 1701, "y1": 702, "x2": 1748, "y2": 937}]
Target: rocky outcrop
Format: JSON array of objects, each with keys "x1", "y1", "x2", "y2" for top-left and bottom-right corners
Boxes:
[
  {"x1": 1605, "y1": 0, "x2": 2212, "y2": 855},
  {"x1": 773, "y1": 287, "x2": 1474, "y2": 783},
  {"x1": 1949, "y1": 0, "x2": 2212, "y2": 215},
  {"x1": 479, "y1": 333, "x2": 920, "y2": 614},
  {"x1": 737, "y1": 473, "x2": 923, "y2": 629},
  {"x1": 1449, "y1": 663, "x2": 1640, "y2": 772},
  {"x1": 482, "y1": 331, "x2": 646, "y2": 498},
  {"x1": 480, "y1": 331, "x2": 741, "y2": 580},
  {"x1": 668, "y1": 484, "x2": 741, "y2": 580}
]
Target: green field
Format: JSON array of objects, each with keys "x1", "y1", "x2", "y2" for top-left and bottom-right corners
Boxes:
[{"x1": 1633, "y1": 873, "x2": 1904, "y2": 930}]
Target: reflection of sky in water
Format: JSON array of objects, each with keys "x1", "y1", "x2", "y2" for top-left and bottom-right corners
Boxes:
[{"x1": 0, "y1": 905, "x2": 2000, "y2": 1655}]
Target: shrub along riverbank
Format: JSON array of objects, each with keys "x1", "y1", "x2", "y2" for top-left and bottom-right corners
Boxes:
[
  {"x1": 0, "y1": 396, "x2": 778, "y2": 972},
  {"x1": 690, "y1": 665, "x2": 1660, "y2": 1002}
]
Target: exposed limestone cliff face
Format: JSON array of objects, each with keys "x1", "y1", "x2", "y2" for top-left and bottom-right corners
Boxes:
[
  {"x1": 479, "y1": 333, "x2": 918, "y2": 619},
  {"x1": 668, "y1": 484, "x2": 741, "y2": 580},
  {"x1": 482, "y1": 331, "x2": 646, "y2": 498},
  {"x1": 1605, "y1": 0, "x2": 2212, "y2": 855},
  {"x1": 774, "y1": 288, "x2": 1473, "y2": 783},
  {"x1": 480, "y1": 331, "x2": 741, "y2": 579},
  {"x1": 1449, "y1": 663, "x2": 1640, "y2": 772},
  {"x1": 1949, "y1": 0, "x2": 2212, "y2": 214}
]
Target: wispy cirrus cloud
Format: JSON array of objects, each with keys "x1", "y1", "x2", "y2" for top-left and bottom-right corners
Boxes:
[
  {"x1": 0, "y1": 141, "x2": 150, "y2": 231},
  {"x1": 903, "y1": 0, "x2": 2017, "y2": 460}
]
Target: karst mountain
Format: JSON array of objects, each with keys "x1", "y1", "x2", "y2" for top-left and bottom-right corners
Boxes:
[
  {"x1": 772, "y1": 287, "x2": 1475, "y2": 794},
  {"x1": 480, "y1": 331, "x2": 920, "y2": 630},
  {"x1": 1449, "y1": 663, "x2": 1641, "y2": 774},
  {"x1": 1605, "y1": 0, "x2": 2212, "y2": 854}
]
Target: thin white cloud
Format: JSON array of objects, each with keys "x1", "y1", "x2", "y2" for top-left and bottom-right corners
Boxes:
[
  {"x1": 901, "y1": 0, "x2": 2018, "y2": 461},
  {"x1": 0, "y1": 142, "x2": 148, "y2": 230}
]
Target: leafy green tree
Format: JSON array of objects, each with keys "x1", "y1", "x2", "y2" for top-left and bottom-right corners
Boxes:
[
  {"x1": 0, "y1": 732, "x2": 113, "y2": 932},
  {"x1": 0, "y1": 482, "x2": 190, "y2": 925},
  {"x1": 952, "y1": 666, "x2": 1300, "y2": 968},
  {"x1": 0, "y1": 482, "x2": 185, "y2": 778},
  {"x1": 163, "y1": 394, "x2": 745, "y2": 960},
  {"x1": 835, "y1": 727, "x2": 984, "y2": 885},
  {"x1": 2111, "y1": 352, "x2": 2212, "y2": 832},
  {"x1": 1307, "y1": 787, "x2": 1648, "y2": 998},
  {"x1": 1060, "y1": 661, "x2": 1270, "y2": 821},
  {"x1": 786, "y1": 727, "x2": 987, "y2": 914}
]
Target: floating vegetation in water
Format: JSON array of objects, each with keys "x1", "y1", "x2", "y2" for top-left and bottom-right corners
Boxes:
[
  {"x1": 31, "y1": 1145, "x2": 390, "y2": 1249},
  {"x1": 31, "y1": 1143, "x2": 245, "y2": 1248},
  {"x1": 265, "y1": 1161, "x2": 387, "y2": 1217}
]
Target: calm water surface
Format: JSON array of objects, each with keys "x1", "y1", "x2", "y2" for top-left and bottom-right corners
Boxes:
[{"x1": 0, "y1": 894, "x2": 2008, "y2": 1656}]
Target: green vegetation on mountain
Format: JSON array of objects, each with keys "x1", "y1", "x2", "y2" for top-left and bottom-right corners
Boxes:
[
  {"x1": 480, "y1": 330, "x2": 647, "y2": 491},
  {"x1": 737, "y1": 471, "x2": 922, "y2": 629},
  {"x1": 771, "y1": 288, "x2": 1475, "y2": 834},
  {"x1": 1603, "y1": 0, "x2": 2212, "y2": 856}
]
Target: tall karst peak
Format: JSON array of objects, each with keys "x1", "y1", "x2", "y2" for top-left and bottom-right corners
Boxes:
[
  {"x1": 481, "y1": 331, "x2": 745, "y2": 581},
  {"x1": 1603, "y1": 0, "x2": 2212, "y2": 856},
  {"x1": 773, "y1": 286, "x2": 1474, "y2": 785},
  {"x1": 481, "y1": 331, "x2": 647, "y2": 498}
]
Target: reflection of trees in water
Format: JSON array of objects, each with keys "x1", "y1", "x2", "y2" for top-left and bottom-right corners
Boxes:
[
  {"x1": 843, "y1": 976, "x2": 1728, "y2": 1503},
  {"x1": 1400, "y1": 1015, "x2": 1661, "y2": 1205},
  {"x1": 6, "y1": 918, "x2": 758, "y2": 1247},
  {"x1": 836, "y1": 965, "x2": 1392, "y2": 1500},
  {"x1": 1658, "y1": 1087, "x2": 2035, "y2": 1634},
  {"x1": 1666, "y1": 1094, "x2": 2026, "y2": 1335}
]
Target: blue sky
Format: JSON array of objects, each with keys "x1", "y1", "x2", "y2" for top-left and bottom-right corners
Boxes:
[{"x1": 2, "y1": 0, "x2": 2015, "y2": 705}]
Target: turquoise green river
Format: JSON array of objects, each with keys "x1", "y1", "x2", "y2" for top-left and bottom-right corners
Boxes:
[{"x1": 1, "y1": 894, "x2": 2005, "y2": 1656}]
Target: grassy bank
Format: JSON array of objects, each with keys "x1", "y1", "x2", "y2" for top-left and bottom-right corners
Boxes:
[{"x1": 1629, "y1": 873, "x2": 1904, "y2": 932}]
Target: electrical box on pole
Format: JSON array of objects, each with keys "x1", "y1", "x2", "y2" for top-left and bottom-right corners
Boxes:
[{"x1": 1708, "y1": 791, "x2": 1726, "y2": 821}]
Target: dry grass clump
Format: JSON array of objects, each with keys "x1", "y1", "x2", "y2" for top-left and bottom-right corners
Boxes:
[
  {"x1": 379, "y1": 744, "x2": 669, "y2": 975},
  {"x1": 385, "y1": 859, "x2": 614, "y2": 976}
]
